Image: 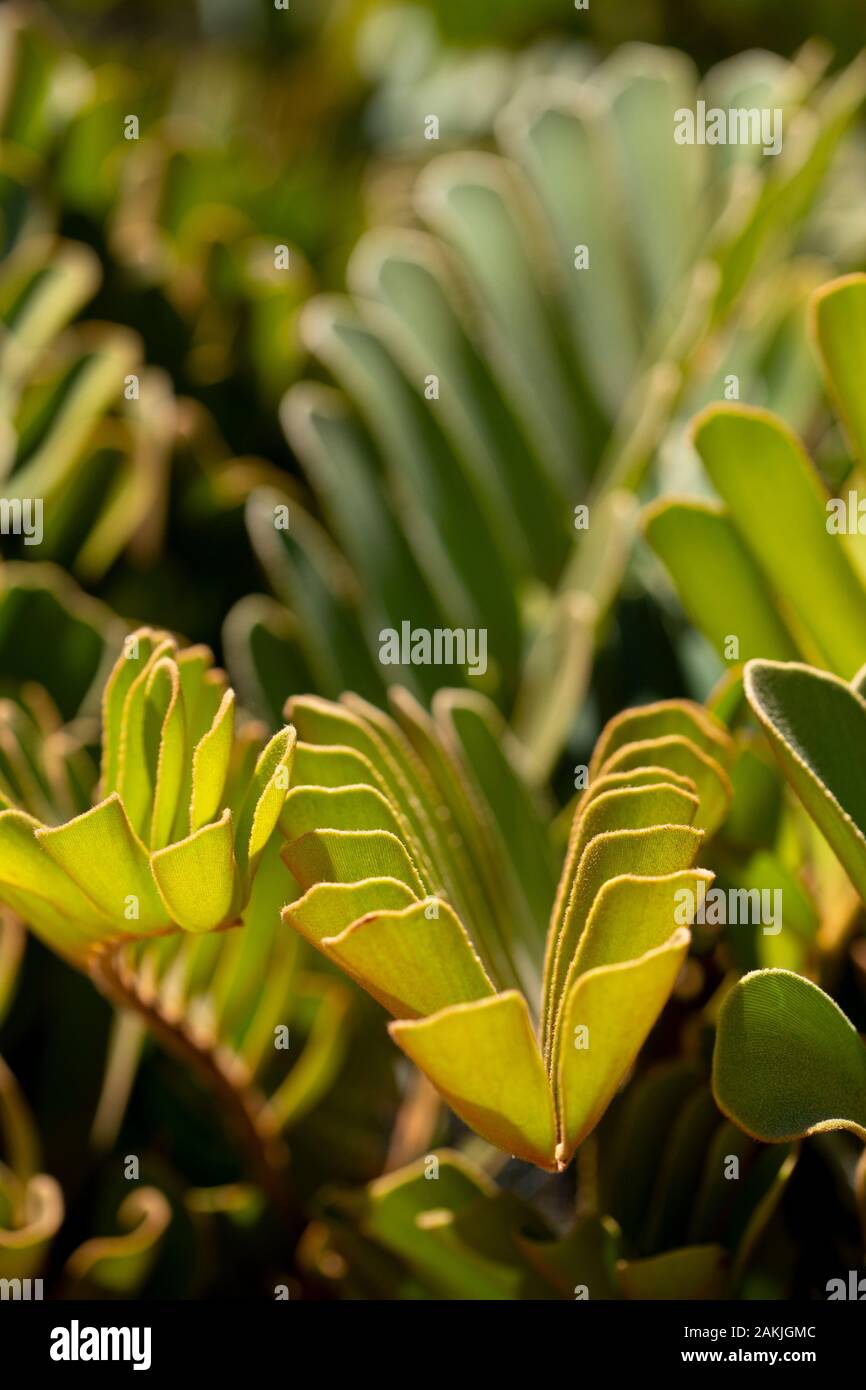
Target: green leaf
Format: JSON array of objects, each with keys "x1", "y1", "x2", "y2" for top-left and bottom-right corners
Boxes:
[
  {"x1": 353, "y1": 1150, "x2": 524, "y2": 1300},
  {"x1": 245, "y1": 490, "x2": 386, "y2": 702},
  {"x1": 100, "y1": 630, "x2": 159, "y2": 794},
  {"x1": 588, "y1": 699, "x2": 732, "y2": 776},
  {"x1": 551, "y1": 870, "x2": 709, "y2": 1104},
  {"x1": 407, "y1": 1191, "x2": 555, "y2": 1300},
  {"x1": 644, "y1": 499, "x2": 800, "y2": 664},
  {"x1": 189, "y1": 689, "x2": 234, "y2": 832},
  {"x1": 517, "y1": 1213, "x2": 622, "y2": 1300},
  {"x1": 567, "y1": 869, "x2": 711, "y2": 980},
  {"x1": 692, "y1": 404, "x2": 866, "y2": 677},
  {"x1": 599, "y1": 737, "x2": 731, "y2": 833},
  {"x1": 416, "y1": 153, "x2": 588, "y2": 488},
  {"x1": 601, "y1": 1059, "x2": 705, "y2": 1242},
  {"x1": 11, "y1": 325, "x2": 139, "y2": 502},
  {"x1": 346, "y1": 232, "x2": 565, "y2": 578},
  {"x1": 555, "y1": 928, "x2": 691, "y2": 1167},
  {"x1": 282, "y1": 784, "x2": 404, "y2": 840},
  {"x1": 150, "y1": 810, "x2": 236, "y2": 933},
  {"x1": 544, "y1": 823, "x2": 702, "y2": 1052},
  {"x1": 281, "y1": 383, "x2": 456, "y2": 695},
  {"x1": 723, "y1": 736, "x2": 783, "y2": 851},
  {"x1": 323, "y1": 897, "x2": 495, "y2": 1019},
  {"x1": 599, "y1": 45, "x2": 702, "y2": 310},
  {"x1": 435, "y1": 690, "x2": 557, "y2": 953},
  {"x1": 0, "y1": 808, "x2": 114, "y2": 955},
  {"x1": 390, "y1": 992, "x2": 557, "y2": 1170},
  {"x1": 114, "y1": 636, "x2": 176, "y2": 835},
  {"x1": 37, "y1": 795, "x2": 167, "y2": 934},
  {"x1": 500, "y1": 86, "x2": 639, "y2": 415},
  {"x1": 642, "y1": 1086, "x2": 722, "y2": 1253},
  {"x1": 342, "y1": 691, "x2": 481, "y2": 944},
  {"x1": 300, "y1": 297, "x2": 521, "y2": 667},
  {"x1": 288, "y1": 697, "x2": 439, "y2": 887},
  {"x1": 713, "y1": 969, "x2": 866, "y2": 1142},
  {"x1": 282, "y1": 878, "x2": 417, "y2": 949},
  {"x1": 1, "y1": 238, "x2": 98, "y2": 377},
  {"x1": 810, "y1": 271, "x2": 866, "y2": 466},
  {"x1": 731, "y1": 1146, "x2": 798, "y2": 1292},
  {"x1": 144, "y1": 657, "x2": 186, "y2": 850},
  {"x1": 175, "y1": 647, "x2": 226, "y2": 750},
  {"x1": 0, "y1": 564, "x2": 122, "y2": 722},
  {"x1": 745, "y1": 660, "x2": 866, "y2": 902},
  {"x1": 234, "y1": 725, "x2": 296, "y2": 882},
  {"x1": 291, "y1": 741, "x2": 381, "y2": 792},
  {"x1": 388, "y1": 684, "x2": 521, "y2": 973},
  {"x1": 222, "y1": 594, "x2": 314, "y2": 727},
  {"x1": 544, "y1": 781, "x2": 700, "y2": 1039},
  {"x1": 282, "y1": 829, "x2": 426, "y2": 896}
]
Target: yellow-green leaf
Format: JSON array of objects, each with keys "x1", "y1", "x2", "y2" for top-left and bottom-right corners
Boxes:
[
  {"x1": 390, "y1": 992, "x2": 557, "y2": 1169},
  {"x1": 283, "y1": 829, "x2": 426, "y2": 895},
  {"x1": 282, "y1": 877, "x2": 418, "y2": 948},
  {"x1": 190, "y1": 689, "x2": 235, "y2": 832},
  {"x1": 644, "y1": 499, "x2": 799, "y2": 665},
  {"x1": 234, "y1": 726, "x2": 296, "y2": 879},
  {"x1": 151, "y1": 810, "x2": 236, "y2": 933},
  {"x1": 588, "y1": 699, "x2": 731, "y2": 778},
  {"x1": 545, "y1": 824, "x2": 702, "y2": 1052},
  {"x1": 145, "y1": 657, "x2": 186, "y2": 850},
  {"x1": 37, "y1": 795, "x2": 167, "y2": 933},
  {"x1": 811, "y1": 272, "x2": 866, "y2": 466},
  {"x1": 555, "y1": 928, "x2": 690, "y2": 1167},
  {"x1": 600, "y1": 736, "x2": 731, "y2": 832},
  {"x1": 282, "y1": 783, "x2": 404, "y2": 839},
  {"x1": 322, "y1": 897, "x2": 495, "y2": 1018},
  {"x1": 693, "y1": 404, "x2": 866, "y2": 678}
]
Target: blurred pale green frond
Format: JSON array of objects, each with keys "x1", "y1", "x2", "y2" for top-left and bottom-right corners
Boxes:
[
  {"x1": 229, "y1": 44, "x2": 866, "y2": 774},
  {"x1": 645, "y1": 273, "x2": 866, "y2": 681}
]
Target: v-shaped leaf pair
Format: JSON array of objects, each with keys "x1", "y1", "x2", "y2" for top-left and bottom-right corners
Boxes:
[{"x1": 282, "y1": 690, "x2": 733, "y2": 1169}]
